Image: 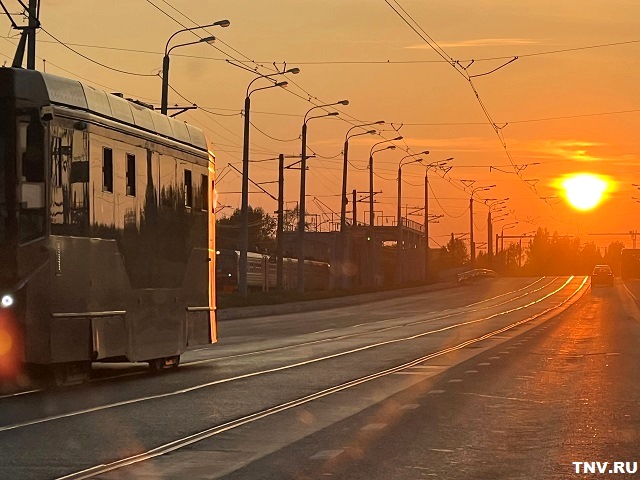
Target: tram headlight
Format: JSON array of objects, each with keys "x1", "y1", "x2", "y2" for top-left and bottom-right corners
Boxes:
[{"x1": 1, "y1": 294, "x2": 14, "y2": 308}]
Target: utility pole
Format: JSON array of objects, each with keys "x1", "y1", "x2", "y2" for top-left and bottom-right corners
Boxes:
[
  {"x1": 11, "y1": 0, "x2": 39, "y2": 69},
  {"x1": 469, "y1": 197, "x2": 475, "y2": 265},
  {"x1": 27, "y1": 0, "x2": 37, "y2": 69},
  {"x1": 276, "y1": 154, "x2": 284, "y2": 291},
  {"x1": 369, "y1": 153, "x2": 375, "y2": 228},
  {"x1": 487, "y1": 211, "x2": 493, "y2": 267},
  {"x1": 297, "y1": 122, "x2": 308, "y2": 293},
  {"x1": 352, "y1": 189, "x2": 357, "y2": 227},
  {"x1": 424, "y1": 171, "x2": 429, "y2": 281},
  {"x1": 239, "y1": 95, "x2": 251, "y2": 296}
]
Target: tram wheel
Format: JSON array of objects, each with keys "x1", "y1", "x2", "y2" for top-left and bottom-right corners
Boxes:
[
  {"x1": 167, "y1": 355, "x2": 180, "y2": 369},
  {"x1": 148, "y1": 358, "x2": 166, "y2": 373},
  {"x1": 148, "y1": 355, "x2": 181, "y2": 373}
]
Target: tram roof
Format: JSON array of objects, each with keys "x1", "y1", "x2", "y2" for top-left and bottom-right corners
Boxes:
[{"x1": 0, "y1": 67, "x2": 208, "y2": 152}]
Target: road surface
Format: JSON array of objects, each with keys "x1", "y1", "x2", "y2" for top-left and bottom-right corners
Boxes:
[{"x1": 5, "y1": 276, "x2": 634, "y2": 479}]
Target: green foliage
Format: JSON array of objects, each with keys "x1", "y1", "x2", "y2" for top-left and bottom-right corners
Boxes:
[
  {"x1": 216, "y1": 206, "x2": 276, "y2": 253},
  {"x1": 441, "y1": 236, "x2": 469, "y2": 267},
  {"x1": 522, "y1": 227, "x2": 603, "y2": 275},
  {"x1": 603, "y1": 240, "x2": 625, "y2": 275}
]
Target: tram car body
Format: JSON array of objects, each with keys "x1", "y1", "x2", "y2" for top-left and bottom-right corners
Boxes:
[
  {"x1": 0, "y1": 68, "x2": 217, "y2": 383},
  {"x1": 216, "y1": 249, "x2": 330, "y2": 292}
]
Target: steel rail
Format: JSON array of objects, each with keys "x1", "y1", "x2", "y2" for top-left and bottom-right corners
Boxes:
[
  {"x1": 55, "y1": 276, "x2": 589, "y2": 480},
  {"x1": 0, "y1": 276, "x2": 582, "y2": 433},
  {"x1": 0, "y1": 277, "x2": 549, "y2": 400}
]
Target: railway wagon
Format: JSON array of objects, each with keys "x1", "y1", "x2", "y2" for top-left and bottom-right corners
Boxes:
[
  {"x1": 0, "y1": 68, "x2": 217, "y2": 384},
  {"x1": 215, "y1": 249, "x2": 330, "y2": 292}
]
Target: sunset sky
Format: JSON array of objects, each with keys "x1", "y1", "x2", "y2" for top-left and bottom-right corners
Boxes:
[{"x1": 2, "y1": 0, "x2": 640, "y2": 250}]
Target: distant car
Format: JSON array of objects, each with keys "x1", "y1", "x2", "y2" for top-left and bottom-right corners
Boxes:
[{"x1": 592, "y1": 264, "x2": 614, "y2": 287}]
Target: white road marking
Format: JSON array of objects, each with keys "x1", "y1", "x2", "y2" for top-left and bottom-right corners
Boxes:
[
  {"x1": 310, "y1": 450, "x2": 344, "y2": 460},
  {"x1": 2, "y1": 277, "x2": 585, "y2": 435},
  {"x1": 361, "y1": 423, "x2": 387, "y2": 431},
  {"x1": 53, "y1": 276, "x2": 590, "y2": 480}
]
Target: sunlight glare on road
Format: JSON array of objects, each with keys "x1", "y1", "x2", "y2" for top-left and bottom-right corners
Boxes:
[{"x1": 558, "y1": 173, "x2": 610, "y2": 211}]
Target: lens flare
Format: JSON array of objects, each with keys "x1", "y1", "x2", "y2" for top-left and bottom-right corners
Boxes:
[
  {"x1": 0, "y1": 313, "x2": 22, "y2": 380},
  {"x1": 558, "y1": 173, "x2": 610, "y2": 211}
]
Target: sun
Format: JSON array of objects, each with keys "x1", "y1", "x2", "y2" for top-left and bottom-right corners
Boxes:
[{"x1": 560, "y1": 173, "x2": 609, "y2": 211}]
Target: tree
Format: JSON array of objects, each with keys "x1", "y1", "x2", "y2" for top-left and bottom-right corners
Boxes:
[
  {"x1": 445, "y1": 236, "x2": 469, "y2": 267},
  {"x1": 216, "y1": 206, "x2": 276, "y2": 253},
  {"x1": 283, "y1": 204, "x2": 312, "y2": 232},
  {"x1": 603, "y1": 240, "x2": 625, "y2": 275}
]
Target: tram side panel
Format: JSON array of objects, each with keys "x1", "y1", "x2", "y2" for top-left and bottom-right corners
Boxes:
[{"x1": 46, "y1": 120, "x2": 211, "y2": 365}]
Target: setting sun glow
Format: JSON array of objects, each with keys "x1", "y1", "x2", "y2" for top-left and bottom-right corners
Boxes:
[{"x1": 560, "y1": 173, "x2": 609, "y2": 211}]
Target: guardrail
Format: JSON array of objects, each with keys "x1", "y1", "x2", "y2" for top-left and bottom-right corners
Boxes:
[{"x1": 457, "y1": 268, "x2": 498, "y2": 283}]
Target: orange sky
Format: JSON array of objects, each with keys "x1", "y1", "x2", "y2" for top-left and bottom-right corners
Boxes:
[{"x1": 2, "y1": 0, "x2": 640, "y2": 250}]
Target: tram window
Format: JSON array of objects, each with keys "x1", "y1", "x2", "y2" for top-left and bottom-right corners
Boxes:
[
  {"x1": 51, "y1": 136, "x2": 62, "y2": 188},
  {"x1": 18, "y1": 116, "x2": 46, "y2": 242},
  {"x1": 126, "y1": 153, "x2": 136, "y2": 196},
  {"x1": 184, "y1": 169, "x2": 193, "y2": 208},
  {"x1": 103, "y1": 147, "x2": 113, "y2": 193},
  {"x1": 201, "y1": 174, "x2": 207, "y2": 211}
]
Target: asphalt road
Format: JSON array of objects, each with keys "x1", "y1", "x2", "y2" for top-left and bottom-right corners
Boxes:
[{"x1": 0, "y1": 276, "x2": 600, "y2": 479}]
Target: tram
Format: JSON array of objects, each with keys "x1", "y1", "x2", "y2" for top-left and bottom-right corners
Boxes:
[
  {"x1": 0, "y1": 68, "x2": 217, "y2": 384},
  {"x1": 216, "y1": 249, "x2": 331, "y2": 292}
]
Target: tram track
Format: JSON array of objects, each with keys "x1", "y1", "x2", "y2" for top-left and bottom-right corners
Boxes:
[
  {"x1": 0, "y1": 276, "x2": 579, "y2": 434},
  {"x1": 54, "y1": 275, "x2": 589, "y2": 480},
  {"x1": 0, "y1": 277, "x2": 549, "y2": 400}
]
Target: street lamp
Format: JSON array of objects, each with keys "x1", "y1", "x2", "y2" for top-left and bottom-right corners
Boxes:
[
  {"x1": 469, "y1": 184, "x2": 496, "y2": 265},
  {"x1": 397, "y1": 151, "x2": 428, "y2": 229},
  {"x1": 238, "y1": 71, "x2": 297, "y2": 297},
  {"x1": 341, "y1": 122, "x2": 383, "y2": 234},
  {"x1": 486, "y1": 197, "x2": 509, "y2": 267},
  {"x1": 424, "y1": 157, "x2": 453, "y2": 280},
  {"x1": 298, "y1": 100, "x2": 348, "y2": 293},
  {"x1": 340, "y1": 122, "x2": 381, "y2": 289},
  {"x1": 369, "y1": 137, "x2": 402, "y2": 227},
  {"x1": 161, "y1": 20, "x2": 230, "y2": 115},
  {"x1": 395, "y1": 152, "x2": 426, "y2": 284},
  {"x1": 501, "y1": 221, "x2": 519, "y2": 253}
]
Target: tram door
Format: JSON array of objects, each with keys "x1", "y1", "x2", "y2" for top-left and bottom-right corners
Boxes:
[
  {"x1": 16, "y1": 112, "x2": 50, "y2": 363},
  {"x1": 17, "y1": 113, "x2": 46, "y2": 242}
]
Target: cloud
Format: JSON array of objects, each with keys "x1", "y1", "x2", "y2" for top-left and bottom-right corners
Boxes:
[
  {"x1": 526, "y1": 139, "x2": 607, "y2": 162},
  {"x1": 406, "y1": 38, "x2": 540, "y2": 49}
]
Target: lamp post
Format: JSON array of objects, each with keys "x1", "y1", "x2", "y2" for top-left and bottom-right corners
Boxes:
[
  {"x1": 486, "y1": 197, "x2": 509, "y2": 267},
  {"x1": 470, "y1": 184, "x2": 495, "y2": 265},
  {"x1": 298, "y1": 100, "x2": 349, "y2": 293},
  {"x1": 369, "y1": 137, "x2": 402, "y2": 227},
  {"x1": 340, "y1": 123, "x2": 380, "y2": 289},
  {"x1": 363, "y1": 138, "x2": 400, "y2": 288},
  {"x1": 424, "y1": 158, "x2": 453, "y2": 280},
  {"x1": 341, "y1": 122, "x2": 383, "y2": 234},
  {"x1": 397, "y1": 151, "x2": 428, "y2": 229},
  {"x1": 501, "y1": 221, "x2": 519, "y2": 255},
  {"x1": 239, "y1": 70, "x2": 298, "y2": 297},
  {"x1": 396, "y1": 152, "x2": 427, "y2": 284},
  {"x1": 161, "y1": 20, "x2": 230, "y2": 115}
]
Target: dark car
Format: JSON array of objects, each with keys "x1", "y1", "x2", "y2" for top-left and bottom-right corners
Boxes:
[{"x1": 592, "y1": 264, "x2": 614, "y2": 287}]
